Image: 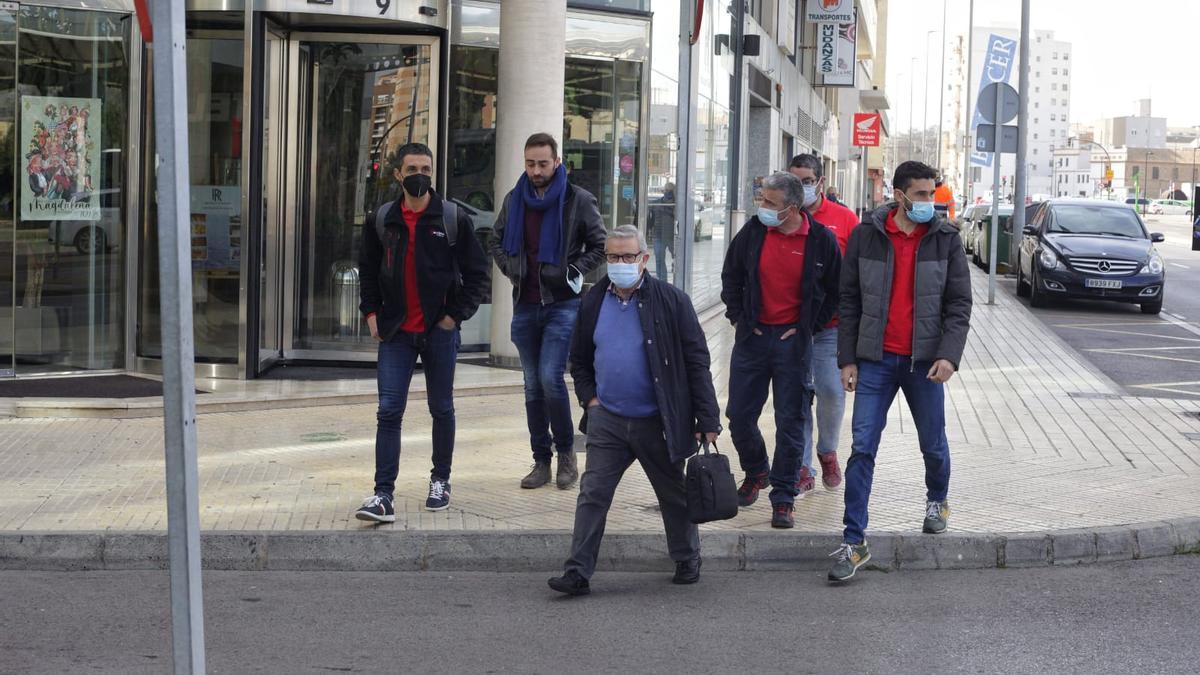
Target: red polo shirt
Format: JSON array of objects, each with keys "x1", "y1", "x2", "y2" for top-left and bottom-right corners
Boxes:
[
  {"x1": 882, "y1": 209, "x2": 928, "y2": 356},
  {"x1": 757, "y1": 214, "x2": 810, "y2": 326},
  {"x1": 812, "y1": 196, "x2": 860, "y2": 328},
  {"x1": 400, "y1": 203, "x2": 426, "y2": 334}
]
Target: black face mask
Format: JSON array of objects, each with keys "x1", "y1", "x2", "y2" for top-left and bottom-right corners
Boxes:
[{"x1": 402, "y1": 173, "x2": 432, "y2": 199}]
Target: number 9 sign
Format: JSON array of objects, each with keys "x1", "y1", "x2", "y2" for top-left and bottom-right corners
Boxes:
[{"x1": 376, "y1": 0, "x2": 390, "y2": 15}]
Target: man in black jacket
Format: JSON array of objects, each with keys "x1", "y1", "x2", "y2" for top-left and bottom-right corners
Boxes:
[
  {"x1": 720, "y1": 172, "x2": 842, "y2": 529},
  {"x1": 828, "y1": 160, "x2": 973, "y2": 583},
  {"x1": 488, "y1": 133, "x2": 608, "y2": 491},
  {"x1": 354, "y1": 143, "x2": 489, "y2": 523},
  {"x1": 547, "y1": 225, "x2": 721, "y2": 596}
]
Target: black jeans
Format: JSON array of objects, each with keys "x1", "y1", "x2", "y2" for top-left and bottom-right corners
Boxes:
[
  {"x1": 373, "y1": 327, "x2": 460, "y2": 496},
  {"x1": 725, "y1": 323, "x2": 811, "y2": 505},
  {"x1": 564, "y1": 405, "x2": 699, "y2": 579}
]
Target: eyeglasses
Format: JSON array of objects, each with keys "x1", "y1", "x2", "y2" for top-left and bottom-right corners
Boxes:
[{"x1": 605, "y1": 252, "x2": 645, "y2": 264}]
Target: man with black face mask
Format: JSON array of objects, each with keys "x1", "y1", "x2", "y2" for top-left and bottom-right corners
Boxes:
[{"x1": 354, "y1": 143, "x2": 489, "y2": 523}]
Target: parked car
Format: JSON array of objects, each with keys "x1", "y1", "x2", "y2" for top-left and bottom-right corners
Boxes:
[
  {"x1": 958, "y1": 205, "x2": 984, "y2": 255},
  {"x1": 1148, "y1": 199, "x2": 1192, "y2": 215},
  {"x1": 956, "y1": 204, "x2": 978, "y2": 249},
  {"x1": 968, "y1": 204, "x2": 1013, "y2": 268},
  {"x1": 46, "y1": 187, "x2": 121, "y2": 254},
  {"x1": 1016, "y1": 199, "x2": 1165, "y2": 314}
]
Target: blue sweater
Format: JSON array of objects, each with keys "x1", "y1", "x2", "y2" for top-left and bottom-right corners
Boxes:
[{"x1": 593, "y1": 289, "x2": 659, "y2": 418}]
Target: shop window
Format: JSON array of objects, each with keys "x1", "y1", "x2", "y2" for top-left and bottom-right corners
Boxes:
[{"x1": 11, "y1": 6, "x2": 131, "y2": 373}]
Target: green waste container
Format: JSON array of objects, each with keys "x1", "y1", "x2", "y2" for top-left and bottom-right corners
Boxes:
[{"x1": 973, "y1": 206, "x2": 1014, "y2": 273}]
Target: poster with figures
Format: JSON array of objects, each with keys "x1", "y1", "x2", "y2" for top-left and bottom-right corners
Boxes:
[{"x1": 20, "y1": 96, "x2": 102, "y2": 221}]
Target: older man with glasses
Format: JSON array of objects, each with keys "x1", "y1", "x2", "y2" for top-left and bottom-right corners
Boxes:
[{"x1": 547, "y1": 225, "x2": 722, "y2": 597}]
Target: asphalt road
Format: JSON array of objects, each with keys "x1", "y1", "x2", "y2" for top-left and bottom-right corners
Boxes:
[
  {"x1": 2, "y1": 557, "x2": 1199, "y2": 674},
  {"x1": 1010, "y1": 213, "x2": 1200, "y2": 399}
]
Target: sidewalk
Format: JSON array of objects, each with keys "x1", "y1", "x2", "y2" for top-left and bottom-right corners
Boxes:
[{"x1": 2, "y1": 267, "x2": 1199, "y2": 570}]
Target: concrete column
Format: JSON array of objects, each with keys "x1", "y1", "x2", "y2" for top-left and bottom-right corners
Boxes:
[{"x1": 488, "y1": 0, "x2": 567, "y2": 366}]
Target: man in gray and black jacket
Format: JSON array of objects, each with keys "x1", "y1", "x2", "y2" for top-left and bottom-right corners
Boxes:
[{"x1": 828, "y1": 160, "x2": 973, "y2": 583}]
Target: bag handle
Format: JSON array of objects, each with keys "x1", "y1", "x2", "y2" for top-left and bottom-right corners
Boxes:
[{"x1": 700, "y1": 439, "x2": 721, "y2": 455}]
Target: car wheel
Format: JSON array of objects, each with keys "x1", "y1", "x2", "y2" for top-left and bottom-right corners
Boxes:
[
  {"x1": 74, "y1": 226, "x2": 105, "y2": 255},
  {"x1": 1016, "y1": 259, "x2": 1031, "y2": 297},
  {"x1": 1029, "y1": 268, "x2": 1048, "y2": 308},
  {"x1": 1140, "y1": 300, "x2": 1162, "y2": 315}
]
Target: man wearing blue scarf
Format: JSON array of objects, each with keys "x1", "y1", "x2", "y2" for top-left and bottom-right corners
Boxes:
[{"x1": 488, "y1": 132, "x2": 607, "y2": 490}]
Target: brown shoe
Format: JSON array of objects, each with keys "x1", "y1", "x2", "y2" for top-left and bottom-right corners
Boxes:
[
  {"x1": 520, "y1": 462, "x2": 552, "y2": 489},
  {"x1": 556, "y1": 452, "x2": 579, "y2": 489}
]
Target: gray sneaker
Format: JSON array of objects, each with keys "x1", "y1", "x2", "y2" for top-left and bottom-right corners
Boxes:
[
  {"x1": 922, "y1": 499, "x2": 950, "y2": 534},
  {"x1": 556, "y1": 452, "x2": 579, "y2": 489},
  {"x1": 520, "y1": 462, "x2": 552, "y2": 489},
  {"x1": 827, "y1": 541, "x2": 871, "y2": 583}
]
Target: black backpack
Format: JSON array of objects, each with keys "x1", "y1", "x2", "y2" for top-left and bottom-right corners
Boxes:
[{"x1": 374, "y1": 198, "x2": 458, "y2": 247}]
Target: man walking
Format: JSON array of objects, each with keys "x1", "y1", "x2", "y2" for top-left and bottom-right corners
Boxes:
[
  {"x1": 354, "y1": 143, "x2": 490, "y2": 522},
  {"x1": 720, "y1": 172, "x2": 841, "y2": 529},
  {"x1": 489, "y1": 133, "x2": 607, "y2": 491},
  {"x1": 547, "y1": 225, "x2": 721, "y2": 596},
  {"x1": 649, "y1": 182, "x2": 676, "y2": 280},
  {"x1": 829, "y1": 160, "x2": 973, "y2": 582},
  {"x1": 787, "y1": 154, "x2": 858, "y2": 498}
]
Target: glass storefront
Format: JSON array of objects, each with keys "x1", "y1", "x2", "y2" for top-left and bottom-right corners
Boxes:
[{"x1": 1, "y1": 6, "x2": 131, "y2": 375}]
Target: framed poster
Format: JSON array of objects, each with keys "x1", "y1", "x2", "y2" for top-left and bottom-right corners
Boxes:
[
  {"x1": 189, "y1": 185, "x2": 241, "y2": 271},
  {"x1": 20, "y1": 96, "x2": 102, "y2": 221}
]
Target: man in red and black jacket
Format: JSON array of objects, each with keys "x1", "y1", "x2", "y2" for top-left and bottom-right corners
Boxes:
[
  {"x1": 353, "y1": 143, "x2": 488, "y2": 523},
  {"x1": 720, "y1": 171, "x2": 841, "y2": 529},
  {"x1": 788, "y1": 153, "x2": 859, "y2": 497}
]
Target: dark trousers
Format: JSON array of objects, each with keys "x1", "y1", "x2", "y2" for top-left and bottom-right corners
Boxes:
[
  {"x1": 373, "y1": 327, "x2": 460, "y2": 496},
  {"x1": 842, "y1": 352, "x2": 952, "y2": 544},
  {"x1": 565, "y1": 406, "x2": 700, "y2": 579},
  {"x1": 725, "y1": 324, "x2": 811, "y2": 505},
  {"x1": 511, "y1": 298, "x2": 580, "y2": 463}
]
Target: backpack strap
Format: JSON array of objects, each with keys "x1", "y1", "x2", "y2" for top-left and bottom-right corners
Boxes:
[
  {"x1": 374, "y1": 200, "x2": 395, "y2": 245},
  {"x1": 441, "y1": 199, "x2": 458, "y2": 248}
]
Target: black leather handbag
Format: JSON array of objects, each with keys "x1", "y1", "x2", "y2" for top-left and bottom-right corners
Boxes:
[{"x1": 685, "y1": 441, "x2": 739, "y2": 524}]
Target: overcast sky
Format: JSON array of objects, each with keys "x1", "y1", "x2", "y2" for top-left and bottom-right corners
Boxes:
[{"x1": 885, "y1": 0, "x2": 1200, "y2": 130}]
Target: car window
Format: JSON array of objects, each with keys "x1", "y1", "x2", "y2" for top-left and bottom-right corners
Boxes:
[{"x1": 1047, "y1": 205, "x2": 1148, "y2": 238}]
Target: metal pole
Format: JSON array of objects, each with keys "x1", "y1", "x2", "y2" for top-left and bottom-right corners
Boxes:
[
  {"x1": 923, "y1": 31, "x2": 933, "y2": 161},
  {"x1": 1010, "y1": 0, "x2": 1030, "y2": 268},
  {"x1": 728, "y1": 0, "x2": 745, "y2": 215},
  {"x1": 988, "y1": 80, "x2": 1002, "y2": 305},
  {"x1": 961, "y1": 0, "x2": 975, "y2": 204},
  {"x1": 1144, "y1": 150, "x2": 1152, "y2": 214},
  {"x1": 936, "y1": 0, "x2": 947, "y2": 171},
  {"x1": 909, "y1": 57, "x2": 916, "y2": 158},
  {"x1": 147, "y1": 0, "x2": 206, "y2": 671},
  {"x1": 675, "y1": 0, "x2": 697, "y2": 288}
]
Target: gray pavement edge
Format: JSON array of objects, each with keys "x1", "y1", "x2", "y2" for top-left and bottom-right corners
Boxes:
[{"x1": 2, "y1": 519, "x2": 1198, "y2": 572}]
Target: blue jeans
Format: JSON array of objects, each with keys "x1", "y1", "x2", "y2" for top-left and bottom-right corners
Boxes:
[
  {"x1": 802, "y1": 327, "x2": 846, "y2": 471},
  {"x1": 725, "y1": 323, "x2": 811, "y2": 505},
  {"x1": 842, "y1": 352, "x2": 952, "y2": 544},
  {"x1": 374, "y1": 327, "x2": 461, "y2": 496},
  {"x1": 511, "y1": 298, "x2": 580, "y2": 463}
]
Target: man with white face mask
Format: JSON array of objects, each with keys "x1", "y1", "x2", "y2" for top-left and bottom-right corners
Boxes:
[
  {"x1": 789, "y1": 153, "x2": 858, "y2": 498},
  {"x1": 720, "y1": 172, "x2": 842, "y2": 529},
  {"x1": 547, "y1": 225, "x2": 721, "y2": 596},
  {"x1": 828, "y1": 160, "x2": 973, "y2": 583}
]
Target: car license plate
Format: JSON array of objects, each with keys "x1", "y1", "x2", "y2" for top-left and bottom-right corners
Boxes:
[{"x1": 1086, "y1": 278, "x2": 1123, "y2": 290}]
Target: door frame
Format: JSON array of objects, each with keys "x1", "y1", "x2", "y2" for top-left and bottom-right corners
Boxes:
[{"x1": 278, "y1": 32, "x2": 441, "y2": 364}]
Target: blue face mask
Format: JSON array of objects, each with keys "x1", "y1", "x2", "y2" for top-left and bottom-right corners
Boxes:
[
  {"x1": 903, "y1": 195, "x2": 936, "y2": 223},
  {"x1": 608, "y1": 261, "x2": 642, "y2": 289},
  {"x1": 757, "y1": 205, "x2": 789, "y2": 227}
]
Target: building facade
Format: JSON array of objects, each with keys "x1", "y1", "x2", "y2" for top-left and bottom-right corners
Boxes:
[{"x1": 0, "y1": 0, "x2": 887, "y2": 381}]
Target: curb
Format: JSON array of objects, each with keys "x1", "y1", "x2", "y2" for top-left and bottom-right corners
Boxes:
[{"x1": 3, "y1": 519, "x2": 1198, "y2": 572}]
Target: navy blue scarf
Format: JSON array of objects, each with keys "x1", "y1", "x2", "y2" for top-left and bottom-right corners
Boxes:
[{"x1": 502, "y1": 164, "x2": 567, "y2": 267}]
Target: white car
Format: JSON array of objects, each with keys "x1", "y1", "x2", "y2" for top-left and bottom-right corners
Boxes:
[{"x1": 1148, "y1": 199, "x2": 1192, "y2": 215}]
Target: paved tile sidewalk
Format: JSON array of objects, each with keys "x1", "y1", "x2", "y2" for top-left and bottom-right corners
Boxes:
[{"x1": 2, "y1": 267, "x2": 1199, "y2": 536}]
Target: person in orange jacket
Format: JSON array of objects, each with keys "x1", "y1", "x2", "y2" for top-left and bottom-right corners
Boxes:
[{"x1": 933, "y1": 177, "x2": 956, "y2": 221}]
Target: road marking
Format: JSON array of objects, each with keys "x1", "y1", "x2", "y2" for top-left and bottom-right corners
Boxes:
[
  {"x1": 1051, "y1": 326, "x2": 1200, "y2": 342},
  {"x1": 1130, "y1": 381, "x2": 1200, "y2": 397},
  {"x1": 1170, "y1": 262, "x2": 1190, "y2": 269},
  {"x1": 1084, "y1": 349, "x2": 1200, "y2": 366},
  {"x1": 1084, "y1": 345, "x2": 1200, "y2": 352},
  {"x1": 1161, "y1": 312, "x2": 1200, "y2": 339},
  {"x1": 1053, "y1": 321, "x2": 1169, "y2": 328}
]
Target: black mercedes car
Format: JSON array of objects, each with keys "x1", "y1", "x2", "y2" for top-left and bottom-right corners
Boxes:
[{"x1": 1016, "y1": 199, "x2": 1166, "y2": 314}]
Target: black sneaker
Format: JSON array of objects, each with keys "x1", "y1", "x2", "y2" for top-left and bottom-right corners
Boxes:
[
  {"x1": 354, "y1": 493, "x2": 395, "y2": 523},
  {"x1": 425, "y1": 478, "x2": 451, "y2": 511},
  {"x1": 771, "y1": 502, "x2": 795, "y2": 529},
  {"x1": 672, "y1": 557, "x2": 702, "y2": 585},
  {"x1": 547, "y1": 570, "x2": 591, "y2": 596}
]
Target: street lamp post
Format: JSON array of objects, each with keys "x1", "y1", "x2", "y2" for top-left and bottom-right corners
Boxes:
[
  {"x1": 936, "y1": 0, "x2": 947, "y2": 171},
  {"x1": 923, "y1": 30, "x2": 937, "y2": 162},
  {"x1": 909, "y1": 57, "x2": 917, "y2": 158},
  {"x1": 1144, "y1": 149, "x2": 1154, "y2": 214}
]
